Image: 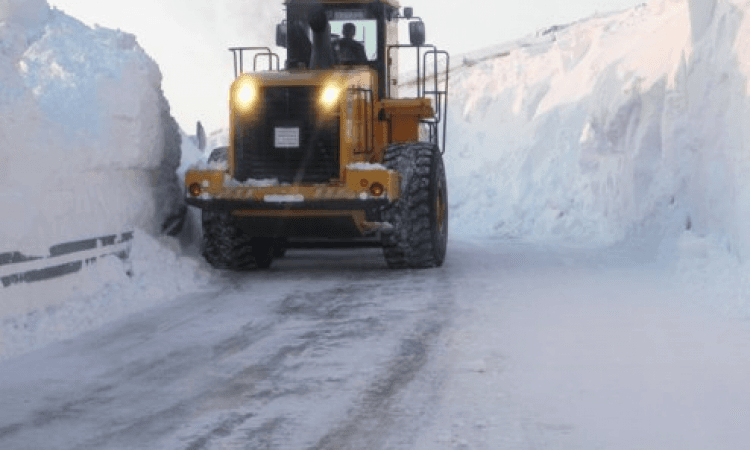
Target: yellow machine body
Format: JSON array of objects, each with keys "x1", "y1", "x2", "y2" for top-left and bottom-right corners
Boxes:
[
  {"x1": 185, "y1": 0, "x2": 447, "y2": 243},
  {"x1": 186, "y1": 66, "x2": 433, "y2": 237}
]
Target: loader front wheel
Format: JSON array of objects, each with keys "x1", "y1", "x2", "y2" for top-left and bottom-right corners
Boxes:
[
  {"x1": 382, "y1": 142, "x2": 448, "y2": 269},
  {"x1": 201, "y1": 211, "x2": 256, "y2": 270}
]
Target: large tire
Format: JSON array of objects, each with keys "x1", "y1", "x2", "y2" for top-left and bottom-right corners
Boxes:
[
  {"x1": 200, "y1": 147, "x2": 256, "y2": 270},
  {"x1": 201, "y1": 211, "x2": 258, "y2": 270},
  {"x1": 382, "y1": 142, "x2": 448, "y2": 269},
  {"x1": 200, "y1": 147, "x2": 276, "y2": 270}
]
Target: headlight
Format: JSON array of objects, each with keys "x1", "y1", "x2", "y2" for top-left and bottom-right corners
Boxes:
[
  {"x1": 320, "y1": 84, "x2": 342, "y2": 111},
  {"x1": 234, "y1": 79, "x2": 258, "y2": 111}
]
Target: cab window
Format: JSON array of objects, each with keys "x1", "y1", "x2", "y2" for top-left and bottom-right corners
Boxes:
[{"x1": 329, "y1": 19, "x2": 377, "y2": 62}]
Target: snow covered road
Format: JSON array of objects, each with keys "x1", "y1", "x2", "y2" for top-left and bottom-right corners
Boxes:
[
  {"x1": 1, "y1": 239, "x2": 750, "y2": 449},
  {"x1": 0, "y1": 246, "x2": 456, "y2": 450}
]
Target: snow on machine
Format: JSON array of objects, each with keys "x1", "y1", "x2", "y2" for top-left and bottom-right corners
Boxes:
[{"x1": 185, "y1": 0, "x2": 449, "y2": 269}]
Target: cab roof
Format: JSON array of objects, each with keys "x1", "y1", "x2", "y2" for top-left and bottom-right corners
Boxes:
[{"x1": 285, "y1": 0, "x2": 401, "y2": 8}]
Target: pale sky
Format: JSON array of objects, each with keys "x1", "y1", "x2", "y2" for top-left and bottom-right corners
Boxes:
[{"x1": 49, "y1": 0, "x2": 643, "y2": 133}]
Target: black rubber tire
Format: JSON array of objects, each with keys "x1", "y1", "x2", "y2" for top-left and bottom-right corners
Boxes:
[
  {"x1": 200, "y1": 147, "x2": 259, "y2": 270},
  {"x1": 381, "y1": 142, "x2": 448, "y2": 269},
  {"x1": 201, "y1": 148, "x2": 279, "y2": 270},
  {"x1": 201, "y1": 211, "x2": 257, "y2": 270}
]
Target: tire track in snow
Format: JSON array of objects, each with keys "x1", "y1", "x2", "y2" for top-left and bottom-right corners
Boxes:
[{"x1": 310, "y1": 276, "x2": 456, "y2": 450}]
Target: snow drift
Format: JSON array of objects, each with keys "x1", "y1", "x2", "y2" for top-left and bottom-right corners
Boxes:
[
  {"x1": 0, "y1": 1, "x2": 202, "y2": 360},
  {"x1": 0, "y1": 1, "x2": 184, "y2": 255},
  {"x1": 446, "y1": 0, "x2": 750, "y2": 260}
]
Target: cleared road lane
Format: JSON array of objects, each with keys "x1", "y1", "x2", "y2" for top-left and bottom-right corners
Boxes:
[{"x1": 2, "y1": 239, "x2": 750, "y2": 449}]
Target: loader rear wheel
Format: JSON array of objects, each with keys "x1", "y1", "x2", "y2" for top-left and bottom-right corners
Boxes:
[
  {"x1": 382, "y1": 142, "x2": 448, "y2": 269},
  {"x1": 201, "y1": 211, "x2": 257, "y2": 270}
]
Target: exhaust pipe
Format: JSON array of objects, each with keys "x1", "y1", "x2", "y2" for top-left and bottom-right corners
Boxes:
[{"x1": 308, "y1": 6, "x2": 336, "y2": 69}]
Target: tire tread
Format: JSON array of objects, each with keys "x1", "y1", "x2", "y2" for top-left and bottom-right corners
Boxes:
[{"x1": 381, "y1": 142, "x2": 448, "y2": 269}]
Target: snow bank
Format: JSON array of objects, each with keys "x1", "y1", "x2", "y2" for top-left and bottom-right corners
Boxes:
[
  {"x1": 0, "y1": 0, "x2": 49, "y2": 30},
  {"x1": 446, "y1": 0, "x2": 750, "y2": 260},
  {"x1": 0, "y1": 230, "x2": 212, "y2": 361},
  {"x1": 49, "y1": 0, "x2": 284, "y2": 133},
  {"x1": 0, "y1": 6, "x2": 200, "y2": 359},
  {"x1": 689, "y1": 0, "x2": 717, "y2": 40},
  {"x1": 0, "y1": 7, "x2": 184, "y2": 255}
]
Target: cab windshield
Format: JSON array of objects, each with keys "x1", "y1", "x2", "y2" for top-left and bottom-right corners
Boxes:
[
  {"x1": 328, "y1": 8, "x2": 378, "y2": 62},
  {"x1": 285, "y1": 6, "x2": 381, "y2": 68},
  {"x1": 330, "y1": 19, "x2": 377, "y2": 62}
]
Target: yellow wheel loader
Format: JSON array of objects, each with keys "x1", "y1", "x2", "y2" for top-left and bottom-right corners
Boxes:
[{"x1": 185, "y1": 0, "x2": 449, "y2": 269}]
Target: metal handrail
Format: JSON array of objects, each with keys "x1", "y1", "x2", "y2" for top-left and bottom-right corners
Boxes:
[
  {"x1": 386, "y1": 43, "x2": 449, "y2": 154},
  {"x1": 421, "y1": 49, "x2": 449, "y2": 154},
  {"x1": 229, "y1": 47, "x2": 280, "y2": 77}
]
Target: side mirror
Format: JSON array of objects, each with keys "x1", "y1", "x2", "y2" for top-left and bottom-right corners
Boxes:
[
  {"x1": 276, "y1": 22, "x2": 287, "y2": 48},
  {"x1": 409, "y1": 21, "x2": 425, "y2": 46},
  {"x1": 403, "y1": 7, "x2": 413, "y2": 19}
]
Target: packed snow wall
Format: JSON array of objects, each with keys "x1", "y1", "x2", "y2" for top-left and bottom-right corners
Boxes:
[
  {"x1": 0, "y1": 2, "x2": 184, "y2": 289},
  {"x1": 0, "y1": 3, "x2": 184, "y2": 249},
  {"x1": 446, "y1": 0, "x2": 750, "y2": 259}
]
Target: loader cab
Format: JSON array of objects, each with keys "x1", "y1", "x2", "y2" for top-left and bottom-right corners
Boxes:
[{"x1": 278, "y1": 0, "x2": 400, "y2": 98}]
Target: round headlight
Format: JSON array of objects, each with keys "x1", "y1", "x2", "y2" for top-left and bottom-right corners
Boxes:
[
  {"x1": 238, "y1": 85, "x2": 254, "y2": 104},
  {"x1": 235, "y1": 80, "x2": 257, "y2": 110},
  {"x1": 321, "y1": 85, "x2": 342, "y2": 110}
]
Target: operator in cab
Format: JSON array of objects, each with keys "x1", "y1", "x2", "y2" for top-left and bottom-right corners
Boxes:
[{"x1": 334, "y1": 22, "x2": 368, "y2": 64}]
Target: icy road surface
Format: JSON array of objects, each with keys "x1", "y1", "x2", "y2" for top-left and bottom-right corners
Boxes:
[{"x1": 1, "y1": 239, "x2": 750, "y2": 449}]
